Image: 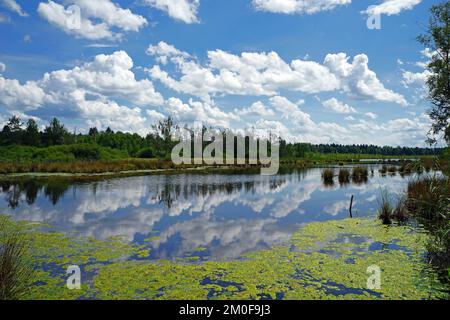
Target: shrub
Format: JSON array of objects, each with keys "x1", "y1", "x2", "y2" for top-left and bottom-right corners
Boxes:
[
  {"x1": 69, "y1": 144, "x2": 102, "y2": 161},
  {"x1": 137, "y1": 147, "x2": 154, "y2": 159}
]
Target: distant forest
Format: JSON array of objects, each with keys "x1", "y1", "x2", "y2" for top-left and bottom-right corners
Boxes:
[{"x1": 0, "y1": 116, "x2": 443, "y2": 161}]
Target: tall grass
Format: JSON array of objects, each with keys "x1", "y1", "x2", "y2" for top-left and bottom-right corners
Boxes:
[
  {"x1": 338, "y1": 168, "x2": 350, "y2": 185},
  {"x1": 351, "y1": 167, "x2": 368, "y2": 184},
  {"x1": 0, "y1": 218, "x2": 33, "y2": 300},
  {"x1": 322, "y1": 169, "x2": 334, "y2": 186},
  {"x1": 406, "y1": 178, "x2": 449, "y2": 220},
  {"x1": 378, "y1": 190, "x2": 394, "y2": 225},
  {"x1": 0, "y1": 159, "x2": 186, "y2": 174},
  {"x1": 377, "y1": 174, "x2": 450, "y2": 286}
]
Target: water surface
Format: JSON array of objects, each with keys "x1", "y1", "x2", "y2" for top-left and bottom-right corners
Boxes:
[{"x1": 0, "y1": 165, "x2": 424, "y2": 262}]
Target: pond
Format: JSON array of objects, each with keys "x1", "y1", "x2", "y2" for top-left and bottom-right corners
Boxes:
[
  {"x1": 1, "y1": 164, "x2": 449, "y2": 300},
  {"x1": 0, "y1": 165, "x2": 426, "y2": 262}
]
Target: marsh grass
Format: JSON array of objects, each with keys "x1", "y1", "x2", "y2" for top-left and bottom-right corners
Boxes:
[
  {"x1": 338, "y1": 169, "x2": 350, "y2": 185},
  {"x1": 351, "y1": 167, "x2": 368, "y2": 184},
  {"x1": 0, "y1": 159, "x2": 187, "y2": 175},
  {"x1": 378, "y1": 190, "x2": 394, "y2": 225},
  {"x1": 378, "y1": 173, "x2": 450, "y2": 286},
  {"x1": 322, "y1": 169, "x2": 335, "y2": 186},
  {"x1": 0, "y1": 219, "x2": 34, "y2": 300},
  {"x1": 406, "y1": 177, "x2": 449, "y2": 220},
  {"x1": 388, "y1": 166, "x2": 398, "y2": 174}
]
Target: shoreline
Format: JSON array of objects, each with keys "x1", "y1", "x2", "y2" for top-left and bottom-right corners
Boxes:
[{"x1": 0, "y1": 159, "x2": 420, "y2": 182}]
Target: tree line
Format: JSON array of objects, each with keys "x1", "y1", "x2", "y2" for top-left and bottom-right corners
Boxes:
[{"x1": 0, "y1": 115, "x2": 443, "y2": 160}]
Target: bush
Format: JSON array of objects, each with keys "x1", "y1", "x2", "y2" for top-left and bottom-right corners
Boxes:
[
  {"x1": 137, "y1": 147, "x2": 154, "y2": 159},
  {"x1": 0, "y1": 144, "x2": 127, "y2": 164},
  {"x1": 69, "y1": 144, "x2": 101, "y2": 161}
]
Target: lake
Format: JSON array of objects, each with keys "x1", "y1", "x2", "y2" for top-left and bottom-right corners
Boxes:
[{"x1": 0, "y1": 165, "x2": 424, "y2": 262}]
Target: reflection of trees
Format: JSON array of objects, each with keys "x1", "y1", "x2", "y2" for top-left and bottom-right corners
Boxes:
[
  {"x1": 44, "y1": 182, "x2": 70, "y2": 205},
  {"x1": 152, "y1": 176, "x2": 290, "y2": 210},
  {"x1": 0, "y1": 180, "x2": 70, "y2": 208}
]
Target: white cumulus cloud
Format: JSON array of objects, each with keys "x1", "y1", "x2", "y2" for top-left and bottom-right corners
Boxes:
[
  {"x1": 38, "y1": 0, "x2": 147, "y2": 41},
  {"x1": 143, "y1": 0, "x2": 200, "y2": 24},
  {"x1": 321, "y1": 97, "x2": 356, "y2": 114},
  {"x1": 1, "y1": 0, "x2": 28, "y2": 17},
  {"x1": 364, "y1": 0, "x2": 422, "y2": 16},
  {"x1": 147, "y1": 42, "x2": 406, "y2": 106},
  {"x1": 0, "y1": 51, "x2": 164, "y2": 133},
  {"x1": 252, "y1": 0, "x2": 352, "y2": 14}
]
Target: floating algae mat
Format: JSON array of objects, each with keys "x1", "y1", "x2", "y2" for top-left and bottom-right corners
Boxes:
[{"x1": 1, "y1": 216, "x2": 447, "y2": 300}]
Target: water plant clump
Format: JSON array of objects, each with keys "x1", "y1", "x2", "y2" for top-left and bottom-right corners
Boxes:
[
  {"x1": 377, "y1": 174, "x2": 450, "y2": 287},
  {"x1": 352, "y1": 167, "x2": 369, "y2": 184},
  {"x1": 338, "y1": 169, "x2": 350, "y2": 185},
  {"x1": 0, "y1": 219, "x2": 34, "y2": 300},
  {"x1": 322, "y1": 169, "x2": 335, "y2": 186}
]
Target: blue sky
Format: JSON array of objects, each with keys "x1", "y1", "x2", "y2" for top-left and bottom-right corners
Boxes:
[{"x1": 0, "y1": 0, "x2": 443, "y2": 146}]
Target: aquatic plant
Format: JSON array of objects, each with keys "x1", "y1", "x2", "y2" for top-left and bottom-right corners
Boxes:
[
  {"x1": 0, "y1": 219, "x2": 34, "y2": 300},
  {"x1": 322, "y1": 169, "x2": 335, "y2": 186},
  {"x1": 1, "y1": 214, "x2": 446, "y2": 300},
  {"x1": 338, "y1": 169, "x2": 350, "y2": 185},
  {"x1": 406, "y1": 177, "x2": 449, "y2": 220},
  {"x1": 388, "y1": 166, "x2": 398, "y2": 174},
  {"x1": 352, "y1": 167, "x2": 369, "y2": 184},
  {"x1": 380, "y1": 165, "x2": 388, "y2": 175},
  {"x1": 378, "y1": 190, "x2": 394, "y2": 225}
]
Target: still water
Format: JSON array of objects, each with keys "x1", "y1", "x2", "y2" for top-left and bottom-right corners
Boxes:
[{"x1": 0, "y1": 165, "x2": 422, "y2": 261}]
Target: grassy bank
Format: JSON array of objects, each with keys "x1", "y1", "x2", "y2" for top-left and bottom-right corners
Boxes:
[
  {"x1": 377, "y1": 174, "x2": 450, "y2": 286},
  {"x1": 0, "y1": 147, "x2": 437, "y2": 176}
]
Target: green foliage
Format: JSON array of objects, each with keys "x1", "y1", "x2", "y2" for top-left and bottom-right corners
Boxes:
[
  {"x1": 24, "y1": 119, "x2": 40, "y2": 146},
  {"x1": 137, "y1": 147, "x2": 155, "y2": 159},
  {"x1": 418, "y1": 2, "x2": 450, "y2": 142},
  {"x1": 43, "y1": 118, "x2": 69, "y2": 146},
  {"x1": 322, "y1": 169, "x2": 334, "y2": 186},
  {"x1": 0, "y1": 144, "x2": 126, "y2": 163},
  {"x1": 338, "y1": 169, "x2": 350, "y2": 185},
  {"x1": 0, "y1": 219, "x2": 34, "y2": 300}
]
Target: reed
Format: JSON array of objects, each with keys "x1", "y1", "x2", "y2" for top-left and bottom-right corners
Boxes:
[
  {"x1": 0, "y1": 218, "x2": 34, "y2": 300},
  {"x1": 322, "y1": 169, "x2": 335, "y2": 186},
  {"x1": 338, "y1": 169, "x2": 350, "y2": 185},
  {"x1": 351, "y1": 167, "x2": 369, "y2": 184}
]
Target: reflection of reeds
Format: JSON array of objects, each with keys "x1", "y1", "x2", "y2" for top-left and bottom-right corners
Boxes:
[
  {"x1": 0, "y1": 219, "x2": 33, "y2": 300},
  {"x1": 388, "y1": 166, "x2": 398, "y2": 174},
  {"x1": 322, "y1": 169, "x2": 334, "y2": 186},
  {"x1": 338, "y1": 169, "x2": 350, "y2": 185}
]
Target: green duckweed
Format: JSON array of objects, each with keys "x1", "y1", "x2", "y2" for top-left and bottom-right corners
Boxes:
[{"x1": 0, "y1": 215, "x2": 447, "y2": 300}]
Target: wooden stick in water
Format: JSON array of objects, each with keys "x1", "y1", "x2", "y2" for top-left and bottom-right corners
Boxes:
[{"x1": 349, "y1": 195, "x2": 354, "y2": 218}]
